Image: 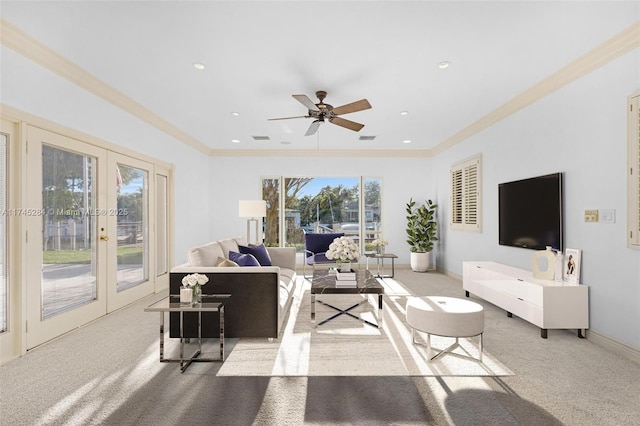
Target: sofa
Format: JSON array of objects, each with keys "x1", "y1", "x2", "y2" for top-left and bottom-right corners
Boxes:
[{"x1": 169, "y1": 237, "x2": 297, "y2": 339}]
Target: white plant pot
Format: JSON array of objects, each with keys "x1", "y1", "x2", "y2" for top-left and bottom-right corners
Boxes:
[{"x1": 410, "y1": 252, "x2": 430, "y2": 272}]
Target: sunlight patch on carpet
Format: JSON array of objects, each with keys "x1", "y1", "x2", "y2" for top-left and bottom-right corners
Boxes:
[{"x1": 215, "y1": 279, "x2": 513, "y2": 377}]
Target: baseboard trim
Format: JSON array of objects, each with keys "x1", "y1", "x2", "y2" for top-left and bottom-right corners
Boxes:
[{"x1": 587, "y1": 330, "x2": 640, "y2": 366}]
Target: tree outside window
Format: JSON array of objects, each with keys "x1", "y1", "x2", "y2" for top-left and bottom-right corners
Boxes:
[{"x1": 261, "y1": 177, "x2": 382, "y2": 252}]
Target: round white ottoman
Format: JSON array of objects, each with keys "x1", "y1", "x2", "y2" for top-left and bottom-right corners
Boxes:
[{"x1": 406, "y1": 296, "x2": 485, "y2": 362}]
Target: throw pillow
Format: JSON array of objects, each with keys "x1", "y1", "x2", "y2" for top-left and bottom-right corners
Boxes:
[
  {"x1": 216, "y1": 257, "x2": 239, "y2": 267},
  {"x1": 228, "y1": 251, "x2": 260, "y2": 267},
  {"x1": 238, "y1": 243, "x2": 272, "y2": 266}
]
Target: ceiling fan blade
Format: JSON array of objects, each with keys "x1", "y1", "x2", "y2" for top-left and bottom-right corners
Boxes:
[
  {"x1": 330, "y1": 116, "x2": 365, "y2": 132},
  {"x1": 268, "y1": 115, "x2": 309, "y2": 121},
  {"x1": 305, "y1": 120, "x2": 321, "y2": 136},
  {"x1": 332, "y1": 99, "x2": 371, "y2": 116},
  {"x1": 293, "y1": 94, "x2": 320, "y2": 112}
]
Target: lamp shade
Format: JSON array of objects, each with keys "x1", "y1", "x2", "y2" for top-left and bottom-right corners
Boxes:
[{"x1": 239, "y1": 200, "x2": 266, "y2": 218}]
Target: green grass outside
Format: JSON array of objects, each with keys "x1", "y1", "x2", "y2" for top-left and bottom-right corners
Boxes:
[{"x1": 43, "y1": 246, "x2": 143, "y2": 264}]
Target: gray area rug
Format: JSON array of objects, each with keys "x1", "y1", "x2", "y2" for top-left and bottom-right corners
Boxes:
[{"x1": 214, "y1": 279, "x2": 512, "y2": 377}]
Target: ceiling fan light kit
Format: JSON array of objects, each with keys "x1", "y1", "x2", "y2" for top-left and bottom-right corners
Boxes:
[{"x1": 269, "y1": 90, "x2": 372, "y2": 136}]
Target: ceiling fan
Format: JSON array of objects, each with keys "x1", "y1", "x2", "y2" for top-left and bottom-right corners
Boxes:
[{"x1": 268, "y1": 91, "x2": 372, "y2": 136}]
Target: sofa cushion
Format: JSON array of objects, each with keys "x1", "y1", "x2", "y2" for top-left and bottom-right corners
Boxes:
[
  {"x1": 187, "y1": 241, "x2": 225, "y2": 267},
  {"x1": 279, "y1": 285, "x2": 290, "y2": 310},
  {"x1": 219, "y1": 238, "x2": 241, "y2": 259},
  {"x1": 233, "y1": 236, "x2": 248, "y2": 247},
  {"x1": 239, "y1": 244, "x2": 272, "y2": 266},
  {"x1": 216, "y1": 257, "x2": 239, "y2": 267},
  {"x1": 229, "y1": 251, "x2": 261, "y2": 267},
  {"x1": 279, "y1": 268, "x2": 296, "y2": 291}
]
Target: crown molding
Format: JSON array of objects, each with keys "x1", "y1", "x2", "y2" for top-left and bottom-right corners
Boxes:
[
  {"x1": 2, "y1": 17, "x2": 638, "y2": 159},
  {"x1": 209, "y1": 148, "x2": 433, "y2": 158},
  {"x1": 431, "y1": 20, "x2": 640, "y2": 156},
  {"x1": 0, "y1": 103, "x2": 173, "y2": 170},
  {"x1": 0, "y1": 19, "x2": 212, "y2": 156}
]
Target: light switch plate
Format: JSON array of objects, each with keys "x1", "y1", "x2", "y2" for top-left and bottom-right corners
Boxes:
[
  {"x1": 599, "y1": 209, "x2": 615, "y2": 223},
  {"x1": 584, "y1": 210, "x2": 599, "y2": 222}
]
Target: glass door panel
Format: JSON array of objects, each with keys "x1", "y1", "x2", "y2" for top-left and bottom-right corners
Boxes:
[
  {"x1": 106, "y1": 152, "x2": 154, "y2": 312},
  {"x1": 0, "y1": 134, "x2": 7, "y2": 333},
  {"x1": 154, "y1": 170, "x2": 170, "y2": 291},
  {"x1": 0, "y1": 120, "x2": 18, "y2": 363},
  {"x1": 41, "y1": 145, "x2": 97, "y2": 318},
  {"x1": 115, "y1": 163, "x2": 148, "y2": 292},
  {"x1": 262, "y1": 178, "x2": 281, "y2": 247},
  {"x1": 155, "y1": 174, "x2": 167, "y2": 276},
  {"x1": 26, "y1": 126, "x2": 107, "y2": 349},
  {"x1": 364, "y1": 178, "x2": 383, "y2": 250}
]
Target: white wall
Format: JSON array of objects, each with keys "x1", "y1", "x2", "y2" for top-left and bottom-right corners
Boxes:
[
  {"x1": 209, "y1": 155, "x2": 433, "y2": 265},
  {"x1": 3, "y1": 31, "x2": 639, "y2": 350},
  {"x1": 432, "y1": 49, "x2": 640, "y2": 348},
  {"x1": 0, "y1": 47, "x2": 212, "y2": 266}
]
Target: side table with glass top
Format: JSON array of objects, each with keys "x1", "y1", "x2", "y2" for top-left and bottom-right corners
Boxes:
[
  {"x1": 364, "y1": 252, "x2": 398, "y2": 278},
  {"x1": 144, "y1": 294, "x2": 231, "y2": 373}
]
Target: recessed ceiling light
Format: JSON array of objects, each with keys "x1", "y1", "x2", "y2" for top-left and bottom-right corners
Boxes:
[
  {"x1": 403, "y1": 139, "x2": 412, "y2": 144},
  {"x1": 231, "y1": 112, "x2": 240, "y2": 117},
  {"x1": 438, "y1": 61, "x2": 450, "y2": 69},
  {"x1": 231, "y1": 139, "x2": 240, "y2": 144},
  {"x1": 400, "y1": 111, "x2": 409, "y2": 116},
  {"x1": 193, "y1": 63, "x2": 205, "y2": 70}
]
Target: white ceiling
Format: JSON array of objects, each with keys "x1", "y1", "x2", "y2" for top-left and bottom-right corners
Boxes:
[{"x1": 1, "y1": 1, "x2": 639, "y2": 153}]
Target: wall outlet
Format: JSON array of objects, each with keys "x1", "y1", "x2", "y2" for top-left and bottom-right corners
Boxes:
[{"x1": 584, "y1": 210, "x2": 599, "y2": 222}]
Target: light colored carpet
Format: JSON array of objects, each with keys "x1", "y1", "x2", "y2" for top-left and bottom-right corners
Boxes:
[
  {"x1": 1, "y1": 269, "x2": 640, "y2": 425},
  {"x1": 215, "y1": 279, "x2": 512, "y2": 377}
]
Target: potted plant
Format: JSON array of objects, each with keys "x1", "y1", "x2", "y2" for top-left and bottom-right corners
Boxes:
[{"x1": 406, "y1": 198, "x2": 438, "y2": 272}]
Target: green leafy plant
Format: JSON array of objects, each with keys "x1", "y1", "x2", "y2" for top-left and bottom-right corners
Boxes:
[{"x1": 406, "y1": 198, "x2": 438, "y2": 253}]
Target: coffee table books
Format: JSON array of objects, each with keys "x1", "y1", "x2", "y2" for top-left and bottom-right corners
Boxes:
[{"x1": 335, "y1": 269, "x2": 357, "y2": 286}]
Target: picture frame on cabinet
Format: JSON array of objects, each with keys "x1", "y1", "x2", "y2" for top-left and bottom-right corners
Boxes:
[{"x1": 563, "y1": 248, "x2": 581, "y2": 284}]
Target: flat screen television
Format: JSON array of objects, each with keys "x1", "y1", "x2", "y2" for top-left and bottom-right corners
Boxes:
[{"x1": 498, "y1": 172, "x2": 563, "y2": 251}]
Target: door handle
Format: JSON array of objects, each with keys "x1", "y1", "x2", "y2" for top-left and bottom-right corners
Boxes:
[{"x1": 100, "y1": 235, "x2": 109, "y2": 241}]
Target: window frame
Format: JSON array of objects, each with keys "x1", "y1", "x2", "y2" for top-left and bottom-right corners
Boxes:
[
  {"x1": 261, "y1": 176, "x2": 383, "y2": 252},
  {"x1": 628, "y1": 93, "x2": 640, "y2": 248}
]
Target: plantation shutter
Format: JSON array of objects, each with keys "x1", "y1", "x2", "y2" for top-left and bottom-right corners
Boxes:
[
  {"x1": 450, "y1": 155, "x2": 482, "y2": 232},
  {"x1": 451, "y1": 168, "x2": 463, "y2": 225},
  {"x1": 464, "y1": 162, "x2": 478, "y2": 225},
  {"x1": 629, "y1": 95, "x2": 640, "y2": 248}
]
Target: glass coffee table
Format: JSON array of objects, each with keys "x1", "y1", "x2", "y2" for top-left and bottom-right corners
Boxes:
[
  {"x1": 144, "y1": 294, "x2": 230, "y2": 373},
  {"x1": 311, "y1": 269, "x2": 384, "y2": 328}
]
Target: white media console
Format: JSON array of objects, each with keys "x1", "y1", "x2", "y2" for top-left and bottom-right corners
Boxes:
[{"x1": 462, "y1": 261, "x2": 589, "y2": 338}]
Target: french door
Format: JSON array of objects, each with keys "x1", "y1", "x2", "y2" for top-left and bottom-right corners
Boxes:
[
  {"x1": 25, "y1": 126, "x2": 158, "y2": 348},
  {"x1": 106, "y1": 152, "x2": 155, "y2": 312}
]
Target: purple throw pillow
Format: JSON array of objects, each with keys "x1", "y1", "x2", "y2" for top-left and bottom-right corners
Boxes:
[
  {"x1": 238, "y1": 244, "x2": 272, "y2": 266},
  {"x1": 228, "y1": 251, "x2": 260, "y2": 267}
]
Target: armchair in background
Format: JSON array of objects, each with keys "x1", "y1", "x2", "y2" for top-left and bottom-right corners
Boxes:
[{"x1": 303, "y1": 231, "x2": 344, "y2": 279}]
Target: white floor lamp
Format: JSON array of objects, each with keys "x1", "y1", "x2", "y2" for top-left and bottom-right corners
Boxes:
[{"x1": 238, "y1": 200, "x2": 266, "y2": 245}]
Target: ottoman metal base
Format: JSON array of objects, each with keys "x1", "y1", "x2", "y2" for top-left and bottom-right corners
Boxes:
[{"x1": 411, "y1": 328, "x2": 483, "y2": 362}]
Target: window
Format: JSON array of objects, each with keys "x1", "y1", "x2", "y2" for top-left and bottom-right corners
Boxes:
[
  {"x1": 262, "y1": 177, "x2": 383, "y2": 252},
  {"x1": 451, "y1": 155, "x2": 482, "y2": 232},
  {"x1": 629, "y1": 94, "x2": 640, "y2": 248}
]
